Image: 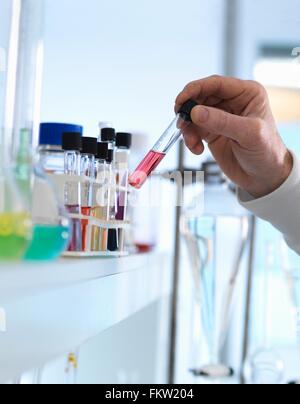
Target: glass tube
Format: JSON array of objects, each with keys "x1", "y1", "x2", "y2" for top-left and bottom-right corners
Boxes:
[
  {"x1": 63, "y1": 133, "x2": 82, "y2": 252},
  {"x1": 129, "y1": 100, "x2": 197, "y2": 189},
  {"x1": 80, "y1": 137, "x2": 97, "y2": 251}
]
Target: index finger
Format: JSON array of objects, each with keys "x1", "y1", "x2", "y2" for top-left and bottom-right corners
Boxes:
[{"x1": 175, "y1": 75, "x2": 247, "y2": 110}]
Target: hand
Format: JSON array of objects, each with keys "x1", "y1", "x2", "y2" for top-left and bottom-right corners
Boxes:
[{"x1": 176, "y1": 75, "x2": 293, "y2": 198}]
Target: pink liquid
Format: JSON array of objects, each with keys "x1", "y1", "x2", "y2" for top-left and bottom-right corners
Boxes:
[
  {"x1": 66, "y1": 205, "x2": 82, "y2": 252},
  {"x1": 81, "y1": 206, "x2": 91, "y2": 251},
  {"x1": 129, "y1": 150, "x2": 166, "y2": 189}
]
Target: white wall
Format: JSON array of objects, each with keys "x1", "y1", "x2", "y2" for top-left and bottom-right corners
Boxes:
[
  {"x1": 42, "y1": 0, "x2": 225, "y2": 168},
  {"x1": 0, "y1": 0, "x2": 13, "y2": 128},
  {"x1": 235, "y1": 0, "x2": 300, "y2": 79}
]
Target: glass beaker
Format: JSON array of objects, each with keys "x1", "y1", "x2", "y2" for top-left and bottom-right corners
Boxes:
[{"x1": 182, "y1": 160, "x2": 250, "y2": 380}]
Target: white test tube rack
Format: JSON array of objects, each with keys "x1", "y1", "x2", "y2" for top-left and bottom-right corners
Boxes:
[{"x1": 48, "y1": 173, "x2": 130, "y2": 258}]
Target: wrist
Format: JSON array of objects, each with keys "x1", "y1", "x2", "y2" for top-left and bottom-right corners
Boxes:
[{"x1": 245, "y1": 150, "x2": 293, "y2": 199}]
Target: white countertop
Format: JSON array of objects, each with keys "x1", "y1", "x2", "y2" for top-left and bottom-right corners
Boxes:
[{"x1": 0, "y1": 252, "x2": 171, "y2": 383}]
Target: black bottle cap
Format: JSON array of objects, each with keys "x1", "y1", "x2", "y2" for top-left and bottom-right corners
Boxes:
[
  {"x1": 106, "y1": 149, "x2": 114, "y2": 163},
  {"x1": 81, "y1": 137, "x2": 98, "y2": 155},
  {"x1": 178, "y1": 99, "x2": 198, "y2": 122},
  {"x1": 101, "y1": 127, "x2": 116, "y2": 142},
  {"x1": 116, "y1": 132, "x2": 132, "y2": 149},
  {"x1": 97, "y1": 142, "x2": 109, "y2": 160},
  {"x1": 61, "y1": 132, "x2": 82, "y2": 151}
]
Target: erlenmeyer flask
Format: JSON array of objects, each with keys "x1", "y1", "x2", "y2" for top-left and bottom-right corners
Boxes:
[
  {"x1": 183, "y1": 160, "x2": 250, "y2": 380},
  {"x1": 0, "y1": 159, "x2": 32, "y2": 260},
  {"x1": 0, "y1": 0, "x2": 32, "y2": 260}
]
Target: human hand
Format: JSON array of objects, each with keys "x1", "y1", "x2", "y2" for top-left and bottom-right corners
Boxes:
[{"x1": 176, "y1": 75, "x2": 293, "y2": 198}]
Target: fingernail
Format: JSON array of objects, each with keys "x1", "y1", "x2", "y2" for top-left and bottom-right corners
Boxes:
[{"x1": 194, "y1": 106, "x2": 209, "y2": 122}]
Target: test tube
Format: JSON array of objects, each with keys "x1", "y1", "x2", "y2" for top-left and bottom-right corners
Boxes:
[
  {"x1": 80, "y1": 137, "x2": 97, "y2": 251},
  {"x1": 62, "y1": 132, "x2": 82, "y2": 252},
  {"x1": 106, "y1": 149, "x2": 118, "y2": 252},
  {"x1": 115, "y1": 133, "x2": 132, "y2": 252},
  {"x1": 129, "y1": 100, "x2": 198, "y2": 189},
  {"x1": 91, "y1": 142, "x2": 109, "y2": 251}
]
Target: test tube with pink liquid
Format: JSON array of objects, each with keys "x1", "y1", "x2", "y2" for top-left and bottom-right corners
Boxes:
[{"x1": 129, "y1": 100, "x2": 198, "y2": 189}]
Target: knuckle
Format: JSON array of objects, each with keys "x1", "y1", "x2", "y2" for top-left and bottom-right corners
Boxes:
[
  {"x1": 184, "y1": 81, "x2": 200, "y2": 95},
  {"x1": 247, "y1": 80, "x2": 267, "y2": 96},
  {"x1": 209, "y1": 74, "x2": 221, "y2": 80}
]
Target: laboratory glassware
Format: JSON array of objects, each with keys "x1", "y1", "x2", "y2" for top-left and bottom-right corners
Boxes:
[
  {"x1": 129, "y1": 100, "x2": 197, "y2": 189},
  {"x1": 62, "y1": 132, "x2": 82, "y2": 252},
  {"x1": 106, "y1": 149, "x2": 118, "y2": 251},
  {"x1": 20, "y1": 129, "x2": 71, "y2": 261},
  {"x1": 244, "y1": 242, "x2": 285, "y2": 384},
  {"x1": 91, "y1": 141, "x2": 109, "y2": 251},
  {"x1": 182, "y1": 160, "x2": 250, "y2": 380},
  {"x1": 39, "y1": 123, "x2": 83, "y2": 174},
  {"x1": 100, "y1": 127, "x2": 118, "y2": 251},
  {"x1": 98, "y1": 122, "x2": 113, "y2": 142},
  {"x1": 101, "y1": 127, "x2": 116, "y2": 150},
  {"x1": 115, "y1": 132, "x2": 132, "y2": 251},
  {"x1": 0, "y1": 0, "x2": 33, "y2": 260},
  {"x1": 247, "y1": 348, "x2": 284, "y2": 385},
  {"x1": 281, "y1": 241, "x2": 300, "y2": 384},
  {"x1": 80, "y1": 136, "x2": 97, "y2": 251}
]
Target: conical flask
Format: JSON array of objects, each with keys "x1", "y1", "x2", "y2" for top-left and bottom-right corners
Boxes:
[
  {"x1": 0, "y1": 0, "x2": 32, "y2": 260},
  {"x1": 182, "y1": 160, "x2": 250, "y2": 380}
]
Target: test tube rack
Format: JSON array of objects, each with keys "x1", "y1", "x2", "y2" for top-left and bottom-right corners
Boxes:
[{"x1": 48, "y1": 174, "x2": 130, "y2": 258}]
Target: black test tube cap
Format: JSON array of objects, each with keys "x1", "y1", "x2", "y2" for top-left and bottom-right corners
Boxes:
[
  {"x1": 178, "y1": 99, "x2": 198, "y2": 122},
  {"x1": 81, "y1": 137, "x2": 98, "y2": 155},
  {"x1": 116, "y1": 132, "x2": 132, "y2": 149},
  {"x1": 61, "y1": 132, "x2": 82, "y2": 151},
  {"x1": 101, "y1": 127, "x2": 116, "y2": 142}
]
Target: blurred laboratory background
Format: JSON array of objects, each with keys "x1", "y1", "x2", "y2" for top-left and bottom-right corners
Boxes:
[{"x1": 0, "y1": 0, "x2": 300, "y2": 385}]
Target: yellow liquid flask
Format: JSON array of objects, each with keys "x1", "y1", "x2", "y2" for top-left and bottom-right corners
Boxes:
[
  {"x1": 0, "y1": 165, "x2": 32, "y2": 260},
  {"x1": 0, "y1": 1, "x2": 33, "y2": 260}
]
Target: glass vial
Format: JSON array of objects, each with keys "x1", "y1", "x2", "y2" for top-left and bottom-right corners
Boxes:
[
  {"x1": 80, "y1": 137, "x2": 97, "y2": 251},
  {"x1": 91, "y1": 142, "x2": 109, "y2": 251},
  {"x1": 115, "y1": 133, "x2": 132, "y2": 252},
  {"x1": 62, "y1": 132, "x2": 82, "y2": 252}
]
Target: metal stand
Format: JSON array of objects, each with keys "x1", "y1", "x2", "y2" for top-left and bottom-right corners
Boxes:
[
  {"x1": 241, "y1": 215, "x2": 257, "y2": 384},
  {"x1": 168, "y1": 140, "x2": 185, "y2": 384}
]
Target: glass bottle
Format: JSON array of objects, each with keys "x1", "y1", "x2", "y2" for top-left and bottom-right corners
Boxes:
[
  {"x1": 80, "y1": 137, "x2": 97, "y2": 251},
  {"x1": 39, "y1": 123, "x2": 83, "y2": 174},
  {"x1": 106, "y1": 149, "x2": 118, "y2": 252},
  {"x1": 101, "y1": 128, "x2": 118, "y2": 252},
  {"x1": 115, "y1": 132, "x2": 132, "y2": 251},
  {"x1": 21, "y1": 130, "x2": 71, "y2": 261},
  {"x1": 62, "y1": 132, "x2": 82, "y2": 252},
  {"x1": 91, "y1": 142, "x2": 109, "y2": 251}
]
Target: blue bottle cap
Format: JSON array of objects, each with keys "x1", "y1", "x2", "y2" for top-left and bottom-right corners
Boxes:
[{"x1": 39, "y1": 123, "x2": 83, "y2": 146}]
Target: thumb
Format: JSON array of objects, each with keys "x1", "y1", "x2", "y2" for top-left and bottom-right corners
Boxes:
[{"x1": 191, "y1": 105, "x2": 258, "y2": 146}]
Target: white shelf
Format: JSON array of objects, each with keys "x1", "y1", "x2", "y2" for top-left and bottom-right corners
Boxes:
[{"x1": 0, "y1": 252, "x2": 171, "y2": 383}]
